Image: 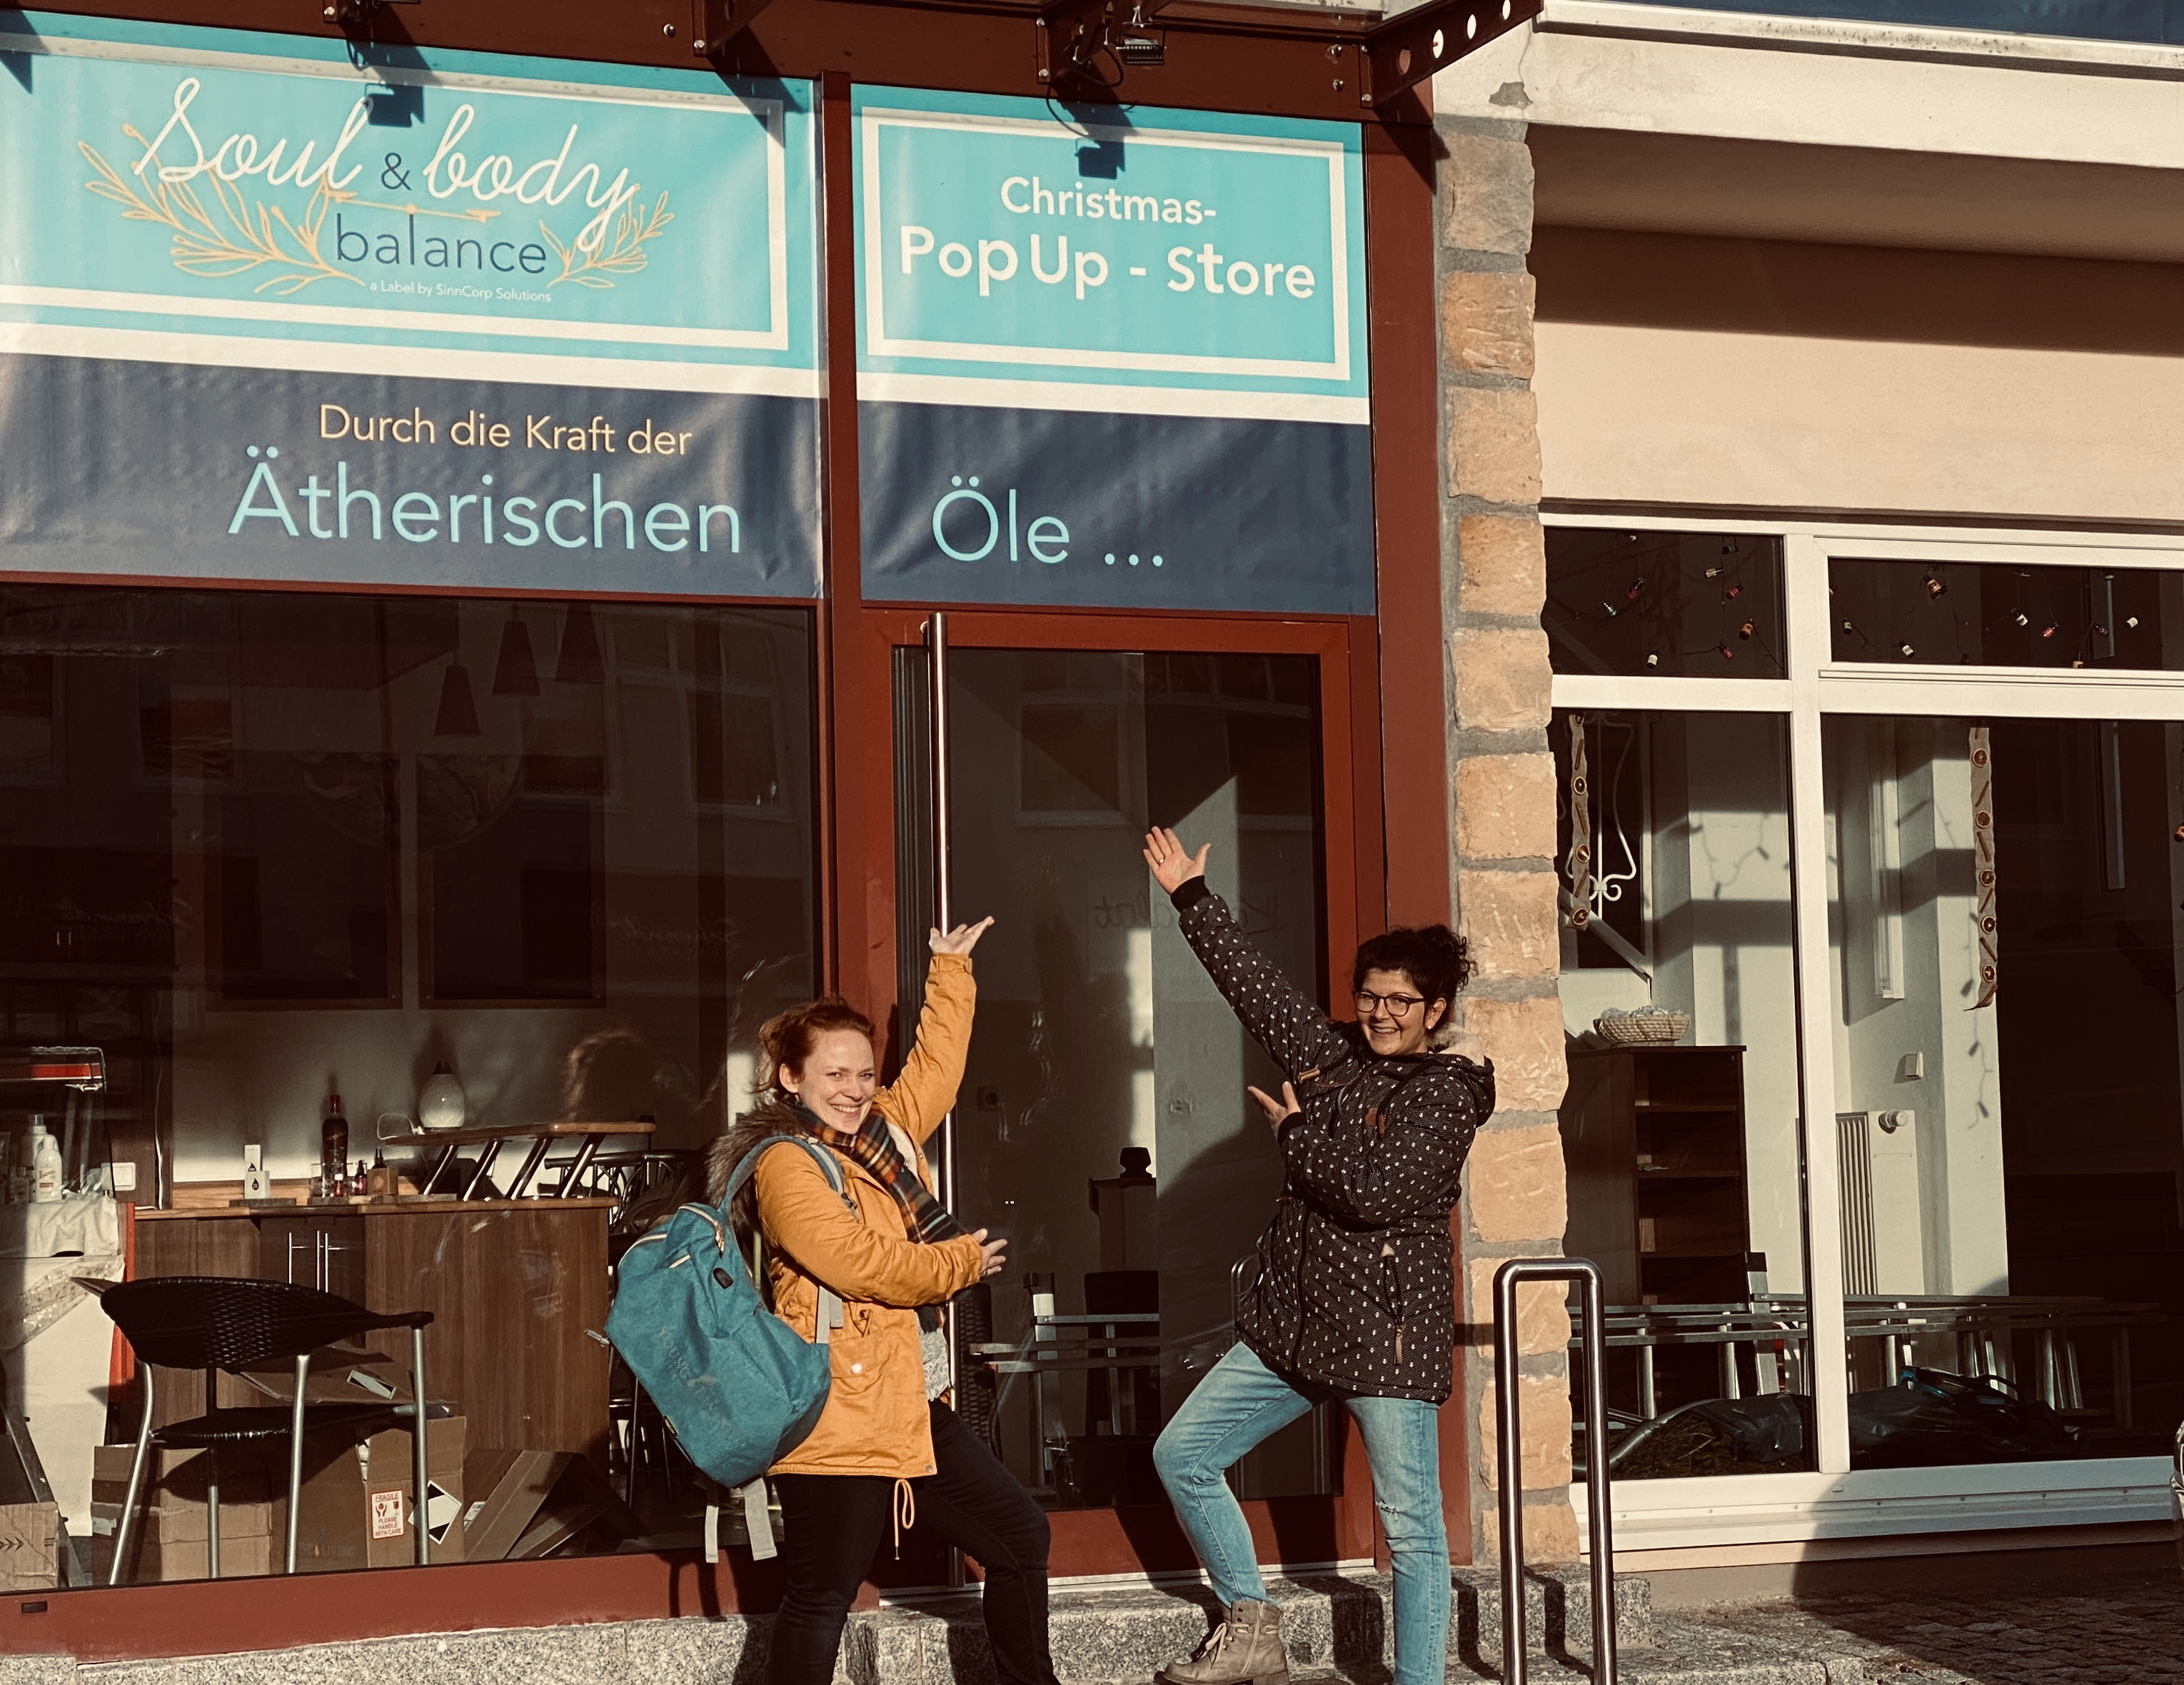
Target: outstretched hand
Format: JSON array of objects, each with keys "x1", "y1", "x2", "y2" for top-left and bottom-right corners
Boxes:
[
  {"x1": 970, "y1": 1227, "x2": 1009, "y2": 1280},
  {"x1": 1247, "y1": 1081, "x2": 1302, "y2": 1132},
  {"x1": 1143, "y1": 827, "x2": 1211, "y2": 894},
  {"x1": 930, "y1": 916, "x2": 995, "y2": 957}
]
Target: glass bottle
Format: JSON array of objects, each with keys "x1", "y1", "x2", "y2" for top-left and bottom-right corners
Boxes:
[{"x1": 321, "y1": 1093, "x2": 348, "y2": 1197}]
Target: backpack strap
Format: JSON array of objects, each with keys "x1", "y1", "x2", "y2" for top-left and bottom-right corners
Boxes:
[{"x1": 725, "y1": 1133, "x2": 857, "y2": 1347}]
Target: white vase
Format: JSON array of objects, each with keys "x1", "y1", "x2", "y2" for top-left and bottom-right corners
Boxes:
[{"x1": 418, "y1": 1066, "x2": 467, "y2": 1132}]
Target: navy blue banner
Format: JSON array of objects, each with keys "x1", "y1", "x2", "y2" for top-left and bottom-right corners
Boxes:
[
  {"x1": 0, "y1": 355, "x2": 821, "y2": 598},
  {"x1": 857, "y1": 403, "x2": 1375, "y2": 615}
]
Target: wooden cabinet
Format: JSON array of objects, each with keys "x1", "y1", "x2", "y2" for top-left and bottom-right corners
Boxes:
[
  {"x1": 134, "y1": 1199, "x2": 612, "y2": 1468},
  {"x1": 258, "y1": 1213, "x2": 366, "y2": 1299},
  {"x1": 1559, "y1": 1045, "x2": 1752, "y2": 1307}
]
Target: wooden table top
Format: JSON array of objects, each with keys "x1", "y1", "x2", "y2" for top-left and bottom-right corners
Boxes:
[{"x1": 383, "y1": 1120, "x2": 658, "y2": 1149}]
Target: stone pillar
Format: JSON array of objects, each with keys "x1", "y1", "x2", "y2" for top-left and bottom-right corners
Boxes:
[{"x1": 1434, "y1": 116, "x2": 1576, "y2": 1564}]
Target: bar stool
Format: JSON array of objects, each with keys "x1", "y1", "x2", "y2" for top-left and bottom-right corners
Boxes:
[{"x1": 91, "y1": 1276, "x2": 436, "y2": 1582}]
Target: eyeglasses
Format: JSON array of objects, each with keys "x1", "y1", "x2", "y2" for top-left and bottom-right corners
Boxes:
[{"x1": 1354, "y1": 989, "x2": 1426, "y2": 1017}]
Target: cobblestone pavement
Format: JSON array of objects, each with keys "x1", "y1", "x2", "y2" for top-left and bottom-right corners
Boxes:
[
  {"x1": 1294, "y1": 1567, "x2": 2184, "y2": 1684},
  {"x1": 1684, "y1": 1575, "x2": 2184, "y2": 1684}
]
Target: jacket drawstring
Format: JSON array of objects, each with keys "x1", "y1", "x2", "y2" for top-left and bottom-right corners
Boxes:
[{"x1": 892, "y1": 1477, "x2": 915, "y2": 1556}]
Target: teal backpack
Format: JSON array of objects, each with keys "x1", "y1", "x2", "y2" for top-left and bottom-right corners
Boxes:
[{"x1": 607, "y1": 1135, "x2": 852, "y2": 1505}]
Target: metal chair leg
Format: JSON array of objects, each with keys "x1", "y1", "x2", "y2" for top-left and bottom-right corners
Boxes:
[
  {"x1": 411, "y1": 1324, "x2": 431, "y2": 1567},
  {"x1": 285, "y1": 1353, "x2": 308, "y2": 1574},
  {"x1": 206, "y1": 1447, "x2": 221, "y2": 1581},
  {"x1": 108, "y1": 1364, "x2": 156, "y2": 1586}
]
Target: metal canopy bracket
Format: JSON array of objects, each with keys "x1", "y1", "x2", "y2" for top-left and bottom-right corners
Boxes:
[
  {"x1": 1360, "y1": 0, "x2": 1541, "y2": 109},
  {"x1": 691, "y1": 0, "x2": 786, "y2": 58},
  {"x1": 1037, "y1": 0, "x2": 1173, "y2": 89}
]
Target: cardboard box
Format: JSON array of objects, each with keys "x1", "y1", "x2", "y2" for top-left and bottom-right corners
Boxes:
[
  {"x1": 92, "y1": 1418, "x2": 466, "y2": 1579},
  {"x1": 289, "y1": 1415, "x2": 466, "y2": 1573},
  {"x1": 234, "y1": 1346, "x2": 417, "y2": 1408},
  {"x1": 91, "y1": 1444, "x2": 276, "y2": 1583},
  {"x1": 0, "y1": 1501, "x2": 59, "y2": 1591},
  {"x1": 460, "y1": 1449, "x2": 570, "y2": 1562}
]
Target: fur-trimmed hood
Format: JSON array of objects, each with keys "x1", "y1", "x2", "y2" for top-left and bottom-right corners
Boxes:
[{"x1": 705, "y1": 1095, "x2": 807, "y2": 1241}]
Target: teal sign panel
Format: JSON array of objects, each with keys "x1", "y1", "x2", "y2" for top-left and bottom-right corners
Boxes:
[
  {"x1": 0, "y1": 14, "x2": 822, "y2": 596},
  {"x1": 852, "y1": 87, "x2": 1375, "y2": 614},
  {"x1": 0, "y1": 11, "x2": 819, "y2": 386},
  {"x1": 852, "y1": 86, "x2": 1369, "y2": 421}
]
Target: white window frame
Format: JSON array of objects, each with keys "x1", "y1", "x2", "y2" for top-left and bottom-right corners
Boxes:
[{"x1": 1549, "y1": 513, "x2": 2181, "y2": 1553}]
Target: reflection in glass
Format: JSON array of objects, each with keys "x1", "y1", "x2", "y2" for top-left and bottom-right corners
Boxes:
[
  {"x1": 1824, "y1": 715, "x2": 2181, "y2": 1467},
  {"x1": 902, "y1": 649, "x2": 1332, "y2": 1509},
  {"x1": 1829, "y1": 557, "x2": 2184, "y2": 670},
  {"x1": 1551, "y1": 709, "x2": 1815, "y2": 1478},
  {"x1": 0, "y1": 585, "x2": 817, "y2": 1583},
  {"x1": 1546, "y1": 530, "x2": 1786, "y2": 680}
]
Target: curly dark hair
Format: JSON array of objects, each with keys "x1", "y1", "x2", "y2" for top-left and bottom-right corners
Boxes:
[{"x1": 1352, "y1": 924, "x2": 1470, "y2": 1007}]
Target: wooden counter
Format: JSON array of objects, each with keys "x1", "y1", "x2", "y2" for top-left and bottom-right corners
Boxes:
[{"x1": 132, "y1": 1197, "x2": 614, "y2": 1466}]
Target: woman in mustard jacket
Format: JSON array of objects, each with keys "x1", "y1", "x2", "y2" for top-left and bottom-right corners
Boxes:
[{"x1": 707, "y1": 918, "x2": 1058, "y2": 1685}]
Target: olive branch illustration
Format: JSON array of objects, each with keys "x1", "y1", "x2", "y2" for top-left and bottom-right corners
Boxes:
[
  {"x1": 79, "y1": 129, "x2": 363, "y2": 296},
  {"x1": 539, "y1": 191, "x2": 670, "y2": 289}
]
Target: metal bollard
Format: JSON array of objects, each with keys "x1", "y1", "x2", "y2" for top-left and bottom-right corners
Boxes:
[{"x1": 1493, "y1": 1257, "x2": 1616, "y2": 1685}]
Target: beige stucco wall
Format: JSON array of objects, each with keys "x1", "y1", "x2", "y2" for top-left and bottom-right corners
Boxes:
[{"x1": 1534, "y1": 319, "x2": 2184, "y2": 520}]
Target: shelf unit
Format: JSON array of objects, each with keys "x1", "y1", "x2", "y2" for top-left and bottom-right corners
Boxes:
[{"x1": 1560, "y1": 1043, "x2": 1752, "y2": 1307}]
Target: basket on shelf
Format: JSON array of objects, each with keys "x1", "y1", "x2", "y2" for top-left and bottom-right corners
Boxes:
[{"x1": 1593, "y1": 1009, "x2": 1691, "y2": 1047}]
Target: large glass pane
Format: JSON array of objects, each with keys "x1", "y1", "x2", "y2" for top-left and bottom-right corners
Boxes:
[
  {"x1": 912, "y1": 648, "x2": 1333, "y2": 1509},
  {"x1": 1546, "y1": 530, "x2": 1787, "y2": 680},
  {"x1": 1830, "y1": 556, "x2": 2184, "y2": 670},
  {"x1": 1550, "y1": 708, "x2": 1816, "y2": 1479},
  {"x1": 1823, "y1": 714, "x2": 2181, "y2": 1466},
  {"x1": 0, "y1": 584, "x2": 817, "y2": 1584}
]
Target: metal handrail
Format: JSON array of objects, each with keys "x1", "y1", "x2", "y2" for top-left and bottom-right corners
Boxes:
[{"x1": 1494, "y1": 1257, "x2": 1615, "y2": 1685}]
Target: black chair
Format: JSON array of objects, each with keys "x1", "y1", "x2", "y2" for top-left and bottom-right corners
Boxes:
[{"x1": 91, "y1": 1276, "x2": 436, "y2": 1583}]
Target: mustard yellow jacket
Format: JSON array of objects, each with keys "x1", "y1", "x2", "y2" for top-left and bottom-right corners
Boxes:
[{"x1": 747, "y1": 955, "x2": 985, "y2": 1479}]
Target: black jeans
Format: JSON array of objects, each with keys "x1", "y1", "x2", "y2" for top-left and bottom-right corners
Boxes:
[{"x1": 767, "y1": 1402, "x2": 1058, "y2": 1685}]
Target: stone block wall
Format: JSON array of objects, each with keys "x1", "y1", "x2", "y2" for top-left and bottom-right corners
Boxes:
[{"x1": 1433, "y1": 114, "x2": 1575, "y2": 1564}]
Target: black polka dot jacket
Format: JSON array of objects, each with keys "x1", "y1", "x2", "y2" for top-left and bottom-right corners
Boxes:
[{"x1": 1172, "y1": 877, "x2": 1494, "y2": 1404}]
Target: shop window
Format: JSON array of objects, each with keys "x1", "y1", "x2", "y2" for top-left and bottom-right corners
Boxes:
[
  {"x1": 908, "y1": 648, "x2": 1332, "y2": 1509},
  {"x1": 1830, "y1": 557, "x2": 2184, "y2": 670},
  {"x1": 1823, "y1": 715, "x2": 2182, "y2": 1465},
  {"x1": 0, "y1": 653, "x2": 56, "y2": 777},
  {"x1": 1546, "y1": 530, "x2": 1786, "y2": 680},
  {"x1": 0, "y1": 584, "x2": 818, "y2": 1586},
  {"x1": 1550, "y1": 708, "x2": 1816, "y2": 1479}
]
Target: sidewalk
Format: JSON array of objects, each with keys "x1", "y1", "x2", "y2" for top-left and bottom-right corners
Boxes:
[{"x1": 1, "y1": 1559, "x2": 2175, "y2": 1684}]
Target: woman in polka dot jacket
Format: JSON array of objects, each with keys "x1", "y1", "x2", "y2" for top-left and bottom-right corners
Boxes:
[{"x1": 1142, "y1": 826, "x2": 1493, "y2": 1685}]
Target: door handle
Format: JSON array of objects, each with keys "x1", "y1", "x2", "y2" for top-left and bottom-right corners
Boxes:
[{"x1": 286, "y1": 1232, "x2": 306, "y2": 1284}]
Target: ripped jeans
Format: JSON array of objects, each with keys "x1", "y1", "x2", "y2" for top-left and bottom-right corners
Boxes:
[{"x1": 1152, "y1": 1341, "x2": 1450, "y2": 1685}]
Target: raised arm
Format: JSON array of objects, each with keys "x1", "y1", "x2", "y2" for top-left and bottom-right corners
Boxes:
[
  {"x1": 754, "y1": 1144, "x2": 985, "y2": 1307},
  {"x1": 872, "y1": 917, "x2": 995, "y2": 1145},
  {"x1": 1144, "y1": 828, "x2": 1348, "y2": 1079}
]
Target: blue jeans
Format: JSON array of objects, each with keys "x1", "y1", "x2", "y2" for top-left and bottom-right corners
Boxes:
[{"x1": 1152, "y1": 1342, "x2": 1450, "y2": 1685}]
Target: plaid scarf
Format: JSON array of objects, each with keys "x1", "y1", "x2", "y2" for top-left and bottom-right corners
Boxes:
[
  {"x1": 792, "y1": 1102, "x2": 966, "y2": 1333},
  {"x1": 791, "y1": 1101, "x2": 966, "y2": 1246}
]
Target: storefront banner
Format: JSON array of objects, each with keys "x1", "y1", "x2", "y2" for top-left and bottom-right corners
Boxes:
[
  {"x1": 852, "y1": 87, "x2": 1374, "y2": 615},
  {"x1": 1, "y1": 14, "x2": 821, "y2": 596},
  {"x1": 1, "y1": 12, "x2": 818, "y2": 387},
  {"x1": 0, "y1": 355, "x2": 820, "y2": 596}
]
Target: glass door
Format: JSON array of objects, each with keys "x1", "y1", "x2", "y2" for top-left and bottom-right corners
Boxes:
[{"x1": 861, "y1": 608, "x2": 1382, "y2": 1576}]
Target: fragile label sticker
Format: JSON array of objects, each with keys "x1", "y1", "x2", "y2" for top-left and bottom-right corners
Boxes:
[{"x1": 370, "y1": 1489, "x2": 406, "y2": 1541}]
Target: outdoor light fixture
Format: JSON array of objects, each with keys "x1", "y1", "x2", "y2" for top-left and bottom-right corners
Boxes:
[{"x1": 1117, "y1": 4, "x2": 1166, "y2": 65}]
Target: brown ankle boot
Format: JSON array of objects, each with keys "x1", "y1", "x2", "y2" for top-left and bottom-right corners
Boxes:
[{"x1": 1155, "y1": 1599, "x2": 1287, "y2": 1685}]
